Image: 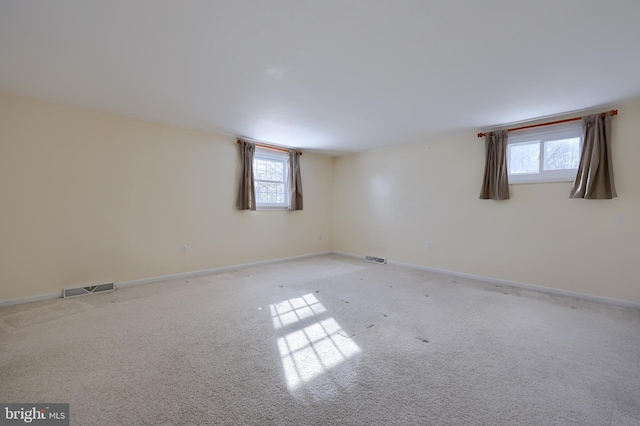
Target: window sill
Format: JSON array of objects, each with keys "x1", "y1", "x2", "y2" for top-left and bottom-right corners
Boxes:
[
  {"x1": 508, "y1": 176, "x2": 575, "y2": 185},
  {"x1": 256, "y1": 205, "x2": 289, "y2": 211}
]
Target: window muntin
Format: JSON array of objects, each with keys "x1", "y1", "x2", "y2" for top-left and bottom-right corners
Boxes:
[
  {"x1": 253, "y1": 149, "x2": 289, "y2": 208},
  {"x1": 507, "y1": 121, "x2": 583, "y2": 184}
]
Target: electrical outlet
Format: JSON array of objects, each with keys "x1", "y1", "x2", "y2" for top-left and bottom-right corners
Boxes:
[
  {"x1": 426, "y1": 241, "x2": 433, "y2": 250},
  {"x1": 181, "y1": 244, "x2": 188, "y2": 254},
  {"x1": 319, "y1": 233, "x2": 323, "y2": 240}
]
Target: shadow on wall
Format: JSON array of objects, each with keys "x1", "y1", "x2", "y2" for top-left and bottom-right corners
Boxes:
[{"x1": 270, "y1": 294, "x2": 362, "y2": 401}]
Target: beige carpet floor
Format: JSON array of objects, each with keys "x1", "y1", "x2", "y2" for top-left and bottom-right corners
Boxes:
[{"x1": 1, "y1": 254, "x2": 639, "y2": 425}]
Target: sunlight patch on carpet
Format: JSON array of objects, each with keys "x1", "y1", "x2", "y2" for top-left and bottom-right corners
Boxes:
[
  {"x1": 270, "y1": 294, "x2": 327, "y2": 329},
  {"x1": 271, "y1": 294, "x2": 361, "y2": 390}
]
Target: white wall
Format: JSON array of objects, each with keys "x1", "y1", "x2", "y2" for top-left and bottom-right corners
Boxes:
[
  {"x1": 0, "y1": 92, "x2": 333, "y2": 301},
  {"x1": 333, "y1": 103, "x2": 640, "y2": 304},
  {"x1": 3, "y1": 91, "x2": 638, "y2": 305}
]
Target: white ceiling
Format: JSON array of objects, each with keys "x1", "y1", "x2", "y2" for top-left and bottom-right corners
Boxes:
[{"x1": 1, "y1": 1, "x2": 639, "y2": 155}]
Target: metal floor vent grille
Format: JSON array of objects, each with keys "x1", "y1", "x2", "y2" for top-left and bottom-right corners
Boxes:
[
  {"x1": 63, "y1": 283, "x2": 115, "y2": 298},
  {"x1": 364, "y1": 255, "x2": 387, "y2": 265}
]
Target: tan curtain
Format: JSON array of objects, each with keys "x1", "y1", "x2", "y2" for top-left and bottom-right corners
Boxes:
[
  {"x1": 479, "y1": 130, "x2": 510, "y2": 200},
  {"x1": 237, "y1": 141, "x2": 256, "y2": 210},
  {"x1": 569, "y1": 112, "x2": 617, "y2": 199},
  {"x1": 288, "y1": 150, "x2": 303, "y2": 210}
]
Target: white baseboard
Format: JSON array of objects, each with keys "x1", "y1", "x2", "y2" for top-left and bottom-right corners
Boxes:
[
  {"x1": 117, "y1": 251, "x2": 332, "y2": 289},
  {"x1": 331, "y1": 251, "x2": 640, "y2": 310},
  {"x1": 331, "y1": 251, "x2": 361, "y2": 260},
  {"x1": 5, "y1": 251, "x2": 637, "y2": 310},
  {"x1": 0, "y1": 251, "x2": 332, "y2": 307},
  {"x1": 0, "y1": 291, "x2": 63, "y2": 308}
]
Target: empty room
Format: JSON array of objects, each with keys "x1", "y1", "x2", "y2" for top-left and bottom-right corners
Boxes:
[{"x1": 1, "y1": 1, "x2": 639, "y2": 425}]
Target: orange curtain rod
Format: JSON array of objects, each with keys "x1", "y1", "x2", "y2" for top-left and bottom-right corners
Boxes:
[
  {"x1": 237, "y1": 139, "x2": 302, "y2": 155},
  {"x1": 477, "y1": 109, "x2": 618, "y2": 138}
]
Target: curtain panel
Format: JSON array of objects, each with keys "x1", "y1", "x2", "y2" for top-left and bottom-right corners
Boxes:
[
  {"x1": 569, "y1": 112, "x2": 617, "y2": 199},
  {"x1": 479, "y1": 130, "x2": 510, "y2": 200},
  {"x1": 237, "y1": 141, "x2": 256, "y2": 210},
  {"x1": 288, "y1": 150, "x2": 303, "y2": 210}
]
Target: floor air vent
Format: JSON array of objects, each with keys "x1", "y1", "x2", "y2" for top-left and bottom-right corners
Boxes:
[
  {"x1": 63, "y1": 283, "x2": 115, "y2": 298},
  {"x1": 364, "y1": 255, "x2": 387, "y2": 265}
]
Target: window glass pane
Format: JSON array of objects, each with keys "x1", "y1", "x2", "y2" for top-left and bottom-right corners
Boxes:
[
  {"x1": 255, "y1": 181, "x2": 268, "y2": 203},
  {"x1": 274, "y1": 183, "x2": 284, "y2": 202},
  {"x1": 543, "y1": 137, "x2": 580, "y2": 170},
  {"x1": 253, "y1": 154, "x2": 287, "y2": 205},
  {"x1": 509, "y1": 141, "x2": 540, "y2": 174},
  {"x1": 253, "y1": 159, "x2": 267, "y2": 180},
  {"x1": 266, "y1": 161, "x2": 275, "y2": 181},
  {"x1": 256, "y1": 182, "x2": 283, "y2": 204},
  {"x1": 254, "y1": 158, "x2": 284, "y2": 183}
]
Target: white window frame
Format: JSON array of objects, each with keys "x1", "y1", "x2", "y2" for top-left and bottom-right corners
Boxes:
[
  {"x1": 253, "y1": 148, "x2": 289, "y2": 210},
  {"x1": 507, "y1": 121, "x2": 583, "y2": 184}
]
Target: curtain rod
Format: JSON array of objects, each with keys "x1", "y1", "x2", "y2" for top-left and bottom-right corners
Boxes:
[
  {"x1": 236, "y1": 139, "x2": 302, "y2": 155},
  {"x1": 477, "y1": 109, "x2": 618, "y2": 138}
]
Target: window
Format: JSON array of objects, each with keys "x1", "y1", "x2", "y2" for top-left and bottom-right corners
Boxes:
[
  {"x1": 253, "y1": 148, "x2": 289, "y2": 209},
  {"x1": 507, "y1": 121, "x2": 583, "y2": 184}
]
